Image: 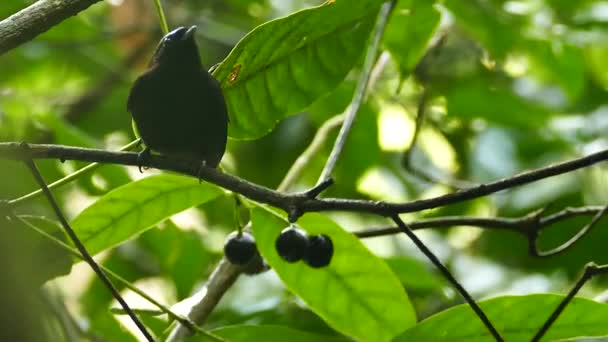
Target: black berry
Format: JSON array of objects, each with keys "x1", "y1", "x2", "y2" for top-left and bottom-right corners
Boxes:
[
  {"x1": 275, "y1": 227, "x2": 309, "y2": 263},
  {"x1": 224, "y1": 231, "x2": 257, "y2": 265},
  {"x1": 304, "y1": 234, "x2": 333, "y2": 268}
]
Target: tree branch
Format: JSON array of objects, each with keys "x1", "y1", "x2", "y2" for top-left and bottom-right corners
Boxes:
[
  {"x1": 0, "y1": 0, "x2": 103, "y2": 55},
  {"x1": 165, "y1": 259, "x2": 239, "y2": 341},
  {"x1": 355, "y1": 205, "x2": 607, "y2": 238},
  {"x1": 3, "y1": 143, "x2": 608, "y2": 216}
]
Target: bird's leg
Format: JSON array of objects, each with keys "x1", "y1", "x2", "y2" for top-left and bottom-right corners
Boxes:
[
  {"x1": 137, "y1": 147, "x2": 152, "y2": 173},
  {"x1": 196, "y1": 160, "x2": 207, "y2": 184}
]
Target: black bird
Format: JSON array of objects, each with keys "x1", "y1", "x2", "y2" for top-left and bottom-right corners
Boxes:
[{"x1": 127, "y1": 26, "x2": 228, "y2": 170}]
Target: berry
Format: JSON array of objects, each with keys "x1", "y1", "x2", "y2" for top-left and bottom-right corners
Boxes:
[
  {"x1": 224, "y1": 231, "x2": 257, "y2": 265},
  {"x1": 304, "y1": 234, "x2": 333, "y2": 268},
  {"x1": 275, "y1": 227, "x2": 309, "y2": 263}
]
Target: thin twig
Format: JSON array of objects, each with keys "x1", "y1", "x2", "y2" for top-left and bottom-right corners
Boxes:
[
  {"x1": 533, "y1": 205, "x2": 608, "y2": 257},
  {"x1": 18, "y1": 146, "x2": 154, "y2": 342},
  {"x1": 355, "y1": 205, "x2": 606, "y2": 237},
  {"x1": 318, "y1": 0, "x2": 396, "y2": 183},
  {"x1": 391, "y1": 214, "x2": 503, "y2": 341},
  {"x1": 531, "y1": 263, "x2": 608, "y2": 342}
]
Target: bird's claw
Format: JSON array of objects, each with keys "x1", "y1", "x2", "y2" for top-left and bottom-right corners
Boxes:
[{"x1": 137, "y1": 148, "x2": 151, "y2": 173}]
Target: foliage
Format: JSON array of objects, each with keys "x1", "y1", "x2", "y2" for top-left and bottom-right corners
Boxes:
[{"x1": 2, "y1": 0, "x2": 608, "y2": 341}]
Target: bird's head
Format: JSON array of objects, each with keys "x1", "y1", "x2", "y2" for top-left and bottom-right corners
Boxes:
[{"x1": 151, "y1": 26, "x2": 202, "y2": 69}]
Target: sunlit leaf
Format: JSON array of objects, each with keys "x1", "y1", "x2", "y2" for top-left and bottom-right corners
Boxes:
[
  {"x1": 214, "y1": 0, "x2": 384, "y2": 139},
  {"x1": 71, "y1": 174, "x2": 223, "y2": 256},
  {"x1": 251, "y1": 208, "x2": 415, "y2": 342},
  {"x1": 395, "y1": 294, "x2": 608, "y2": 341}
]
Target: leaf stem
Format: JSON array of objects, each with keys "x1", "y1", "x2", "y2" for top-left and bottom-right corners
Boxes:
[
  {"x1": 152, "y1": 0, "x2": 169, "y2": 35},
  {"x1": 318, "y1": 0, "x2": 396, "y2": 183}
]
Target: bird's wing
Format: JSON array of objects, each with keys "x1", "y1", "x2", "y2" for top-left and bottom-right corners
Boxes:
[{"x1": 127, "y1": 71, "x2": 154, "y2": 113}]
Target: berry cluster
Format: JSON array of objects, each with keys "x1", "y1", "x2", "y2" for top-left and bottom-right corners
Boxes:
[
  {"x1": 275, "y1": 226, "x2": 333, "y2": 268},
  {"x1": 223, "y1": 227, "x2": 333, "y2": 270}
]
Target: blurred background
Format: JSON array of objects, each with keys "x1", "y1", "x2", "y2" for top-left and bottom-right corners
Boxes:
[{"x1": 2, "y1": 0, "x2": 608, "y2": 340}]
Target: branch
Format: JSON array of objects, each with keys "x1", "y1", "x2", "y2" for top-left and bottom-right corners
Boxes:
[
  {"x1": 165, "y1": 259, "x2": 240, "y2": 341},
  {"x1": 18, "y1": 146, "x2": 154, "y2": 341},
  {"x1": 318, "y1": 0, "x2": 396, "y2": 183},
  {"x1": 355, "y1": 205, "x2": 606, "y2": 238},
  {"x1": 532, "y1": 262, "x2": 608, "y2": 341},
  {"x1": 531, "y1": 205, "x2": 608, "y2": 257},
  {"x1": 357, "y1": 205, "x2": 608, "y2": 258},
  {"x1": 391, "y1": 214, "x2": 503, "y2": 341},
  {"x1": 0, "y1": 0, "x2": 103, "y2": 55},
  {"x1": 3, "y1": 143, "x2": 608, "y2": 216}
]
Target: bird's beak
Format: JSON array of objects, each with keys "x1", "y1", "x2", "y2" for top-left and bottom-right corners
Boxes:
[{"x1": 184, "y1": 26, "x2": 197, "y2": 40}]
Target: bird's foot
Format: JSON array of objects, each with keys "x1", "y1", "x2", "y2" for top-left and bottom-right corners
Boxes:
[
  {"x1": 196, "y1": 160, "x2": 208, "y2": 184},
  {"x1": 137, "y1": 148, "x2": 151, "y2": 173}
]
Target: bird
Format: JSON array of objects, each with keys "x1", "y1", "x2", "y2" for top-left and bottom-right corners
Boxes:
[{"x1": 127, "y1": 25, "x2": 228, "y2": 172}]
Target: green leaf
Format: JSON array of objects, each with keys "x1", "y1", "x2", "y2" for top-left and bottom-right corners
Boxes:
[
  {"x1": 384, "y1": 0, "x2": 441, "y2": 79},
  {"x1": 191, "y1": 325, "x2": 348, "y2": 342},
  {"x1": 214, "y1": 0, "x2": 383, "y2": 140},
  {"x1": 71, "y1": 174, "x2": 223, "y2": 256},
  {"x1": 395, "y1": 294, "x2": 608, "y2": 341},
  {"x1": 385, "y1": 257, "x2": 442, "y2": 290},
  {"x1": 251, "y1": 208, "x2": 415, "y2": 342}
]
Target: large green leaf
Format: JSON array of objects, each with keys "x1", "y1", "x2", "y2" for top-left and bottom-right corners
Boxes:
[
  {"x1": 395, "y1": 294, "x2": 608, "y2": 341},
  {"x1": 71, "y1": 174, "x2": 223, "y2": 256},
  {"x1": 251, "y1": 208, "x2": 415, "y2": 342},
  {"x1": 192, "y1": 325, "x2": 348, "y2": 342},
  {"x1": 213, "y1": 0, "x2": 383, "y2": 140},
  {"x1": 384, "y1": 0, "x2": 441, "y2": 79}
]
